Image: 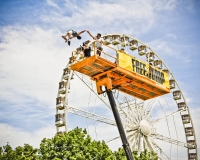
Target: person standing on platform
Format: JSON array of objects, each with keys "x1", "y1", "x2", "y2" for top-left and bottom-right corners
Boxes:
[
  {"x1": 87, "y1": 31, "x2": 104, "y2": 56},
  {"x1": 82, "y1": 41, "x2": 91, "y2": 58}
]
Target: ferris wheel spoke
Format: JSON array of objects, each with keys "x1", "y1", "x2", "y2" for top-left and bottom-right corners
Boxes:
[
  {"x1": 76, "y1": 72, "x2": 94, "y2": 86},
  {"x1": 116, "y1": 103, "x2": 129, "y2": 119},
  {"x1": 145, "y1": 98, "x2": 159, "y2": 119},
  {"x1": 122, "y1": 97, "x2": 139, "y2": 124},
  {"x1": 115, "y1": 95, "x2": 135, "y2": 121},
  {"x1": 128, "y1": 136, "x2": 137, "y2": 146},
  {"x1": 134, "y1": 99, "x2": 141, "y2": 121},
  {"x1": 115, "y1": 96, "x2": 138, "y2": 125},
  {"x1": 152, "y1": 109, "x2": 181, "y2": 125},
  {"x1": 118, "y1": 110, "x2": 135, "y2": 125},
  {"x1": 126, "y1": 129, "x2": 138, "y2": 138},
  {"x1": 143, "y1": 100, "x2": 153, "y2": 115},
  {"x1": 143, "y1": 101, "x2": 153, "y2": 118},
  {"x1": 144, "y1": 136, "x2": 155, "y2": 152},
  {"x1": 127, "y1": 132, "x2": 135, "y2": 143},
  {"x1": 124, "y1": 95, "x2": 133, "y2": 109},
  {"x1": 136, "y1": 100, "x2": 144, "y2": 118},
  {"x1": 124, "y1": 96, "x2": 142, "y2": 123},
  {"x1": 75, "y1": 72, "x2": 99, "y2": 91},
  {"x1": 137, "y1": 101, "x2": 145, "y2": 121},
  {"x1": 141, "y1": 101, "x2": 146, "y2": 119},
  {"x1": 67, "y1": 105, "x2": 138, "y2": 129},
  {"x1": 152, "y1": 133, "x2": 193, "y2": 148},
  {"x1": 74, "y1": 71, "x2": 111, "y2": 109},
  {"x1": 107, "y1": 136, "x2": 120, "y2": 143},
  {"x1": 152, "y1": 141, "x2": 171, "y2": 160},
  {"x1": 123, "y1": 122, "x2": 138, "y2": 129},
  {"x1": 119, "y1": 94, "x2": 138, "y2": 124},
  {"x1": 129, "y1": 132, "x2": 140, "y2": 151},
  {"x1": 123, "y1": 107, "x2": 139, "y2": 125},
  {"x1": 138, "y1": 134, "x2": 145, "y2": 153},
  {"x1": 131, "y1": 99, "x2": 142, "y2": 122},
  {"x1": 67, "y1": 106, "x2": 116, "y2": 126}
]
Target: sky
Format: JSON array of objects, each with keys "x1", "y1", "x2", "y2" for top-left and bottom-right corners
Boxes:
[{"x1": 0, "y1": 0, "x2": 200, "y2": 159}]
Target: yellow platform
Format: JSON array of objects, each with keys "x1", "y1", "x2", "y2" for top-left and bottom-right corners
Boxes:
[{"x1": 71, "y1": 53, "x2": 170, "y2": 100}]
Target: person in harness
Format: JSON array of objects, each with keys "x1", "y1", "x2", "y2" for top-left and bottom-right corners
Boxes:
[{"x1": 62, "y1": 29, "x2": 86, "y2": 46}]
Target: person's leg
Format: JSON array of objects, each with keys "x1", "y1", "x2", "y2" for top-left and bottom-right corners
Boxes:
[
  {"x1": 67, "y1": 32, "x2": 71, "y2": 39},
  {"x1": 97, "y1": 47, "x2": 103, "y2": 56},
  {"x1": 67, "y1": 31, "x2": 73, "y2": 46},
  {"x1": 66, "y1": 33, "x2": 71, "y2": 45},
  {"x1": 62, "y1": 32, "x2": 68, "y2": 42}
]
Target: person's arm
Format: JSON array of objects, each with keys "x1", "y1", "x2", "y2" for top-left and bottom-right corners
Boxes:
[
  {"x1": 87, "y1": 31, "x2": 95, "y2": 39},
  {"x1": 69, "y1": 36, "x2": 75, "y2": 40},
  {"x1": 99, "y1": 37, "x2": 104, "y2": 44},
  {"x1": 78, "y1": 30, "x2": 86, "y2": 36}
]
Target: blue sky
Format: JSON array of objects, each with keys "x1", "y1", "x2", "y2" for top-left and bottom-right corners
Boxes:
[{"x1": 0, "y1": 0, "x2": 200, "y2": 158}]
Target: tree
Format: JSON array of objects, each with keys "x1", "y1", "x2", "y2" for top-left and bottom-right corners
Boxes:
[
  {"x1": 0, "y1": 143, "x2": 38, "y2": 160},
  {"x1": 0, "y1": 127, "x2": 158, "y2": 160},
  {"x1": 39, "y1": 127, "x2": 115, "y2": 160},
  {"x1": 137, "y1": 149, "x2": 158, "y2": 160},
  {"x1": 113, "y1": 148, "x2": 158, "y2": 160}
]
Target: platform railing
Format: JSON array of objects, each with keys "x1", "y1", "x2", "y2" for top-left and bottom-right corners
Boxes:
[{"x1": 71, "y1": 39, "x2": 118, "y2": 64}]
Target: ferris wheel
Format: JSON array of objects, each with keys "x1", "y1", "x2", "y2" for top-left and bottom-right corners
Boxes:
[{"x1": 55, "y1": 33, "x2": 198, "y2": 160}]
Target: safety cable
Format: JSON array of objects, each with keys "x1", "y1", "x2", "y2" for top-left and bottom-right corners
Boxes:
[
  {"x1": 164, "y1": 96, "x2": 179, "y2": 160},
  {"x1": 158, "y1": 99, "x2": 172, "y2": 159}
]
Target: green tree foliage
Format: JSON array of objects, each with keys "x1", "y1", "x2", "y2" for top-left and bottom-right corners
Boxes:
[
  {"x1": 0, "y1": 127, "x2": 158, "y2": 160},
  {"x1": 136, "y1": 149, "x2": 158, "y2": 160},
  {"x1": 113, "y1": 148, "x2": 158, "y2": 160},
  {"x1": 0, "y1": 143, "x2": 38, "y2": 160},
  {"x1": 39, "y1": 127, "x2": 114, "y2": 160}
]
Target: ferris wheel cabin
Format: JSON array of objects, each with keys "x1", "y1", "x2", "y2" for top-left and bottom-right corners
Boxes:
[{"x1": 71, "y1": 45, "x2": 170, "y2": 100}]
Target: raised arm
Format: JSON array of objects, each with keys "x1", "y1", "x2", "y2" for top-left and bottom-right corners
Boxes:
[
  {"x1": 87, "y1": 31, "x2": 95, "y2": 39},
  {"x1": 78, "y1": 30, "x2": 86, "y2": 36}
]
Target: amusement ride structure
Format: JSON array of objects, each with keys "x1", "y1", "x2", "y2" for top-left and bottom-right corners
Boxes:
[{"x1": 55, "y1": 33, "x2": 198, "y2": 160}]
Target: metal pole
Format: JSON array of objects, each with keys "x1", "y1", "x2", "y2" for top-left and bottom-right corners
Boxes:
[{"x1": 106, "y1": 89, "x2": 134, "y2": 160}]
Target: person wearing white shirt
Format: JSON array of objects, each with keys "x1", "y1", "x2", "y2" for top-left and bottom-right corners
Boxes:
[{"x1": 87, "y1": 31, "x2": 104, "y2": 56}]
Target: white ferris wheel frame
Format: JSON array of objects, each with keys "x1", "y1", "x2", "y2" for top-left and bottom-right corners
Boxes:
[{"x1": 55, "y1": 33, "x2": 198, "y2": 160}]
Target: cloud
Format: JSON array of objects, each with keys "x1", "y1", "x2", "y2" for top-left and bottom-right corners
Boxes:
[
  {"x1": 0, "y1": 25, "x2": 70, "y2": 130},
  {"x1": 152, "y1": 0, "x2": 177, "y2": 11},
  {"x1": 0, "y1": 123, "x2": 55, "y2": 149},
  {"x1": 0, "y1": 25, "x2": 67, "y2": 107},
  {"x1": 87, "y1": 123, "x2": 121, "y2": 151},
  {"x1": 0, "y1": 122, "x2": 121, "y2": 151},
  {"x1": 39, "y1": 0, "x2": 180, "y2": 36},
  {"x1": 184, "y1": 0, "x2": 200, "y2": 13},
  {"x1": 146, "y1": 38, "x2": 191, "y2": 64},
  {"x1": 166, "y1": 33, "x2": 177, "y2": 39},
  {"x1": 46, "y1": 0, "x2": 59, "y2": 9}
]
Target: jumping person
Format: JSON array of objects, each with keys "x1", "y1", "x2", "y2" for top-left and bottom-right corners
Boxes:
[
  {"x1": 87, "y1": 31, "x2": 104, "y2": 56},
  {"x1": 62, "y1": 29, "x2": 86, "y2": 46}
]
